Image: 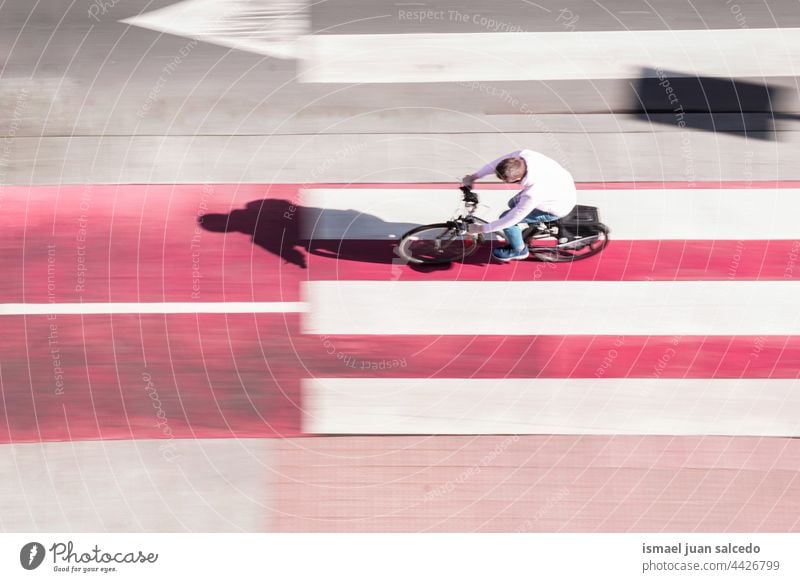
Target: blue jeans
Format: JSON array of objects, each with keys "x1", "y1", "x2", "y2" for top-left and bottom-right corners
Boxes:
[{"x1": 499, "y1": 207, "x2": 559, "y2": 251}]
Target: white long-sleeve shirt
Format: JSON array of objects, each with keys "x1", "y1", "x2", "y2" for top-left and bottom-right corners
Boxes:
[{"x1": 473, "y1": 149, "x2": 577, "y2": 234}]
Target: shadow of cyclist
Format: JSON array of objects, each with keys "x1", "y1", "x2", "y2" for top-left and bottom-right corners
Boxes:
[
  {"x1": 200, "y1": 199, "x2": 307, "y2": 268},
  {"x1": 199, "y1": 199, "x2": 419, "y2": 268}
]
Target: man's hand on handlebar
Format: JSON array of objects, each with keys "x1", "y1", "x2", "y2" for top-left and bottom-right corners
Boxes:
[
  {"x1": 449, "y1": 219, "x2": 483, "y2": 236},
  {"x1": 461, "y1": 174, "x2": 476, "y2": 188},
  {"x1": 459, "y1": 184, "x2": 480, "y2": 205}
]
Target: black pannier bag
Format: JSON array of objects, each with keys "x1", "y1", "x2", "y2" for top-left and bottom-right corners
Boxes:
[{"x1": 556, "y1": 205, "x2": 602, "y2": 244}]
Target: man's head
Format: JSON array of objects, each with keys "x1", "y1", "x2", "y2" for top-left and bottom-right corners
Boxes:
[{"x1": 495, "y1": 157, "x2": 527, "y2": 183}]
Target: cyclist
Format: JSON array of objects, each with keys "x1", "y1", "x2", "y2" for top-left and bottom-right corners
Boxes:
[{"x1": 462, "y1": 149, "x2": 577, "y2": 261}]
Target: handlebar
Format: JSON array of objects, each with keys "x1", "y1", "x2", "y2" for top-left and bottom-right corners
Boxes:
[
  {"x1": 460, "y1": 185, "x2": 479, "y2": 205},
  {"x1": 448, "y1": 186, "x2": 481, "y2": 234}
]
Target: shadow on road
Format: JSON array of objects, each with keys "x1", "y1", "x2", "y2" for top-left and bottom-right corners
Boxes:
[
  {"x1": 199, "y1": 199, "x2": 420, "y2": 268},
  {"x1": 631, "y1": 69, "x2": 800, "y2": 140}
]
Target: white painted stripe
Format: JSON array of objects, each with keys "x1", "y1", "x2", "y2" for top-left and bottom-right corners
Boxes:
[
  {"x1": 121, "y1": 0, "x2": 309, "y2": 60},
  {"x1": 300, "y1": 28, "x2": 800, "y2": 82},
  {"x1": 305, "y1": 280, "x2": 800, "y2": 335},
  {"x1": 0, "y1": 302, "x2": 307, "y2": 315},
  {"x1": 0, "y1": 439, "x2": 275, "y2": 532},
  {"x1": 302, "y1": 188, "x2": 800, "y2": 240},
  {"x1": 304, "y1": 378, "x2": 800, "y2": 436}
]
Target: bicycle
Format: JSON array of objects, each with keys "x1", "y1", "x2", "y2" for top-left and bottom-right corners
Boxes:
[{"x1": 395, "y1": 186, "x2": 610, "y2": 264}]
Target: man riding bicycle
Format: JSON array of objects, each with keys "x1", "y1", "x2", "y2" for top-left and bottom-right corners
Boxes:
[{"x1": 462, "y1": 149, "x2": 577, "y2": 261}]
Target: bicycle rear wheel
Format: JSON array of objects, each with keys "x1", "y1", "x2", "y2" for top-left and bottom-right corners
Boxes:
[
  {"x1": 530, "y1": 224, "x2": 610, "y2": 262},
  {"x1": 396, "y1": 223, "x2": 481, "y2": 264}
]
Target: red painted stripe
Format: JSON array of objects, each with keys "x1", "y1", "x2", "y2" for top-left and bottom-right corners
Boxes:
[
  {"x1": 0, "y1": 314, "x2": 304, "y2": 444},
  {"x1": 2, "y1": 184, "x2": 305, "y2": 303},
  {"x1": 307, "y1": 240, "x2": 800, "y2": 281},
  {"x1": 302, "y1": 335, "x2": 800, "y2": 379},
  {"x1": 8, "y1": 185, "x2": 799, "y2": 304},
  {"x1": 6, "y1": 311, "x2": 796, "y2": 445}
]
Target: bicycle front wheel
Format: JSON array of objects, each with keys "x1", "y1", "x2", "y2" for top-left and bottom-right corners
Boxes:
[{"x1": 396, "y1": 223, "x2": 481, "y2": 264}]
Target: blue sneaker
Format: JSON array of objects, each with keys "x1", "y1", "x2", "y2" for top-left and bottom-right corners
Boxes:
[{"x1": 492, "y1": 246, "x2": 529, "y2": 262}]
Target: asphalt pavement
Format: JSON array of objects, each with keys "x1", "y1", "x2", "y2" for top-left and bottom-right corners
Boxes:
[{"x1": 1, "y1": 0, "x2": 798, "y2": 183}]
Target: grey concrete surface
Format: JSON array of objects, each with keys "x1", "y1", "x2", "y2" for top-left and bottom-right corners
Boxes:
[
  {"x1": 0, "y1": 439, "x2": 275, "y2": 532},
  {"x1": 4, "y1": 128, "x2": 796, "y2": 184},
  {"x1": 1, "y1": 0, "x2": 798, "y2": 183},
  {"x1": 313, "y1": 0, "x2": 800, "y2": 33}
]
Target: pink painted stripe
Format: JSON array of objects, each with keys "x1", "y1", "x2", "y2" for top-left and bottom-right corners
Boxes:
[
  {"x1": 302, "y1": 335, "x2": 800, "y2": 379},
  {"x1": 7, "y1": 185, "x2": 799, "y2": 304},
  {"x1": 307, "y1": 240, "x2": 800, "y2": 281},
  {"x1": 0, "y1": 314, "x2": 304, "y2": 444},
  {"x1": 2, "y1": 184, "x2": 305, "y2": 303},
  {"x1": 273, "y1": 435, "x2": 800, "y2": 532},
  {"x1": 5, "y1": 312, "x2": 797, "y2": 445}
]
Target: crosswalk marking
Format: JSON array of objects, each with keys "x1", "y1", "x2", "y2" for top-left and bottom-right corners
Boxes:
[
  {"x1": 304, "y1": 377, "x2": 800, "y2": 435},
  {"x1": 299, "y1": 28, "x2": 800, "y2": 82},
  {"x1": 121, "y1": 3, "x2": 800, "y2": 83},
  {"x1": 302, "y1": 187, "x2": 800, "y2": 240},
  {"x1": 305, "y1": 280, "x2": 800, "y2": 335}
]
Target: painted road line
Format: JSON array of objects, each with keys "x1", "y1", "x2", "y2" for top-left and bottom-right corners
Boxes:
[
  {"x1": 299, "y1": 28, "x2": 800, "y2": 82},
  {"x1": 304, "y1": 280, "x2": 800, "y2": 335},
  {"x1": 302, "y1": 188, "x2": 800, "y2": 240},
  {"x1": 0, "y1": 302, "x2": 307, "y2": 315},
  {"x1": 5, "y1": 315, "x2": 798, "y2": 446},
  {"x1": 121, "y1": 0, "x2": 309, "y2": 60},
  {"x1": 304, "y1": 378, "x2": 800, "y2": 436},
  {"x1": 120, "y1": 1, "x2": 799, "y2": 81}
]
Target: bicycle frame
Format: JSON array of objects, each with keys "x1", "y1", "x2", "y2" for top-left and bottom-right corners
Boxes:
[{"x1": 396, "y1": 186, "x2": 609, "y2": 265}]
